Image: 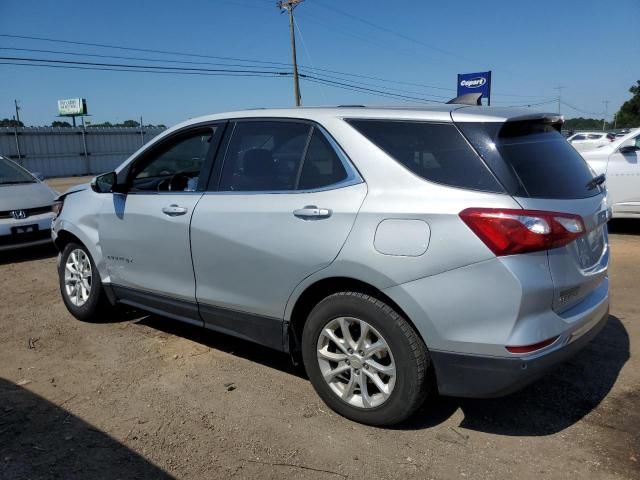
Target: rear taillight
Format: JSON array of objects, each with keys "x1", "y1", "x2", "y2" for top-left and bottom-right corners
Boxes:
[{"x1": 459, "y1": 208, "x2": 585, "y2": 256}]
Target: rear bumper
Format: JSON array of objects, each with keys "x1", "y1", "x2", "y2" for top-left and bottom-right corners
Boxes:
[{"x1": 431, "y1": 307, "x2": 609, "y2": 398}]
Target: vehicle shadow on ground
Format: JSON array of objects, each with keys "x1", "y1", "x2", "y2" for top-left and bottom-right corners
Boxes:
[
  {"x1": 608, "y1": 219, "x2": 640, "y2": 235},
  {"x1": 136, "y1": 315, "x2": 304, "y2": 378},
  {"x1": 403, "y1": 314, "x2": 630, "y2": 435},
  {"x1": 0, "y1": 378, "x2": 174, "y2": 479},
  {"x1": 136, "y1": 313, "x2": 629, "y2": 436},
  {"x1": 0, "y1": 244, "x2": 57, "y2": 266}
]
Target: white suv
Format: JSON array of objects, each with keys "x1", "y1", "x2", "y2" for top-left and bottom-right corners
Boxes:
[{"x1": 567, "y1": 132, "x2": 615, "y2": 152}]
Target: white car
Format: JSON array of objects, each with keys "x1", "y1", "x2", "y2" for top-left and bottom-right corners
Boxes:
[
  {"x1": 0, "y1": 155, "x2": 58, "y2": 250},
  {"x1": 582, "y1": 128, "x2": 640, "y2": 218},
  {"x1": 567, "y1": 132, "x2": 615, "y2": 152}
]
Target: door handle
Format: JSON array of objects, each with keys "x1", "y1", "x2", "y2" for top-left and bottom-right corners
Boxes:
[
  {"x1": 293, "y1": 205, "x2": 332, "y2": 220},
  {"x1": 162, "y1": 204, "x2": 188, "y2": 216}
]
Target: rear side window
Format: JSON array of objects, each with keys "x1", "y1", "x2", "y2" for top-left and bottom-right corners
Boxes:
[
  {"x1": 219, "y1": 121, "x2": 310, "y2": 191},
  {"x1": 218, "y1": 121, "x2": 353, "y2": 192},
  {"x1": 458, "y1": 121, "x2": 601, "y2": 199},
  {"x1": 298, "y1": 130, "x2": 347, "y2": 190},
  {"x1": 347, "y1": 120, "x2": 503, "y2": 192}
]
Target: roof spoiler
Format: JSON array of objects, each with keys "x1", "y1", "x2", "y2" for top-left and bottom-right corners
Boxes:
[{"x1": 446, "y1": 93, "x2": 483, "y2": 106}]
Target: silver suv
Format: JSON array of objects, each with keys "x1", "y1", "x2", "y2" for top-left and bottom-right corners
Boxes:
[{"x1": 52, "y1": 106, "x2": 610, "y2": 426}]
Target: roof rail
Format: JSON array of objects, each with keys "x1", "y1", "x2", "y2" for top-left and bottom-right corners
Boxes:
[
  {"x1": 337, "y1": 105, "x2": 366, "y2": 108},
  {"x1": 446, "y1": 93, "x2": 483, "y2": 106}
]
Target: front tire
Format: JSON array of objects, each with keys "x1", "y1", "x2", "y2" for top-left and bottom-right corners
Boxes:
[
  {"x1": 301, "y1": 291, "x2": 432, "y2": 426},
  {"x1": 58, "y1": 242, "x2": 112, "y2": 321}
]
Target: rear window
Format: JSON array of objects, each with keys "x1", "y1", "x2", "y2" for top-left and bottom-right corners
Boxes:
[
  {"x1": 347, "y1": 119, "x2": 503, "y2": 192},
  {"x1": 457, "y1": 121, "x2": 601, "y2": 199}
]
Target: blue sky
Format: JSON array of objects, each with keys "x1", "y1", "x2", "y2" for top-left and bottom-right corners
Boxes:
[{"x1": 1, "y1": 0, "x2": 638, "y2": 126}]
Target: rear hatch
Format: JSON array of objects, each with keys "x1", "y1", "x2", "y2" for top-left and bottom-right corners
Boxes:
[{"x1": 455, "y1": 113, "x2": 609, "y2": 313}]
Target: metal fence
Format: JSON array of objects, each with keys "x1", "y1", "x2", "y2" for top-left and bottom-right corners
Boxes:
[{"x1": 0, "y1": 126, "x2": 166, "y2": 177}]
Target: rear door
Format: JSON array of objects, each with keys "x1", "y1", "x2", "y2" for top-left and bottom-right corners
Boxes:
[
  {"x1": 456, "y1": 118, "x2": 608, "y2": 312},
  {"x1": 190, "y1": 119, "x2": 366, "y2": 349}
]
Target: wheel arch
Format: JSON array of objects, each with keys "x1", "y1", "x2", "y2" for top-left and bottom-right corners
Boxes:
[
  {"x1": 287, "y1": 276, "x2": 426, "y2": 353},
  {"x1": 53, "y1": 229, "x2": 83, "y2": 252},
  {"x1": 53, "y1": 222, "x2": 109, "y2": 284}
]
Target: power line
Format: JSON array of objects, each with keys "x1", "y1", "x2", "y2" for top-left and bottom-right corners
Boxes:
[
  {"x1": 0, "y1": 47, "x2": 287, "y2": 71},
  {"x1": 560, "y1": 100, "x2": 604, "y2": 117},
  {"x1": 0, "y1": 33, "x2": 553, "y2": 100},
  {"x1": 0, "y1": 58, "x2": 444, "y2": 104},
  {"x1": 0, "y1": 33, "x2": 292, "y2": 67},
  {"x1": 302, "y1": 74, "x2": 442, "y2": 104},
  {"x1": 0, "y1": 55, "x2": 290, "y2": 75},
  {"x1": 0, "y1": 61, "x2": 292, "y2": 79},
  {"x1": 309, "y1": 0, "x2": 470, "y2": 63},
  {"x1": 303, "y1": 76, "x2": 431, "y2": 104}
]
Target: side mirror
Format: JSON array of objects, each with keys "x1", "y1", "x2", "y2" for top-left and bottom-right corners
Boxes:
[
  {"x1": 91, "y1": 172, "x2": 118, "y2": 193},
  {"x1": 619, "y1": 145, "x2": 639, "y2": 154}
]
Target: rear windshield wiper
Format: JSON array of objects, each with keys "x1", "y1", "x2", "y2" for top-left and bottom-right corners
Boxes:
[{"x1": 586, "y1": 173, "x2": 605, "y2": 191}]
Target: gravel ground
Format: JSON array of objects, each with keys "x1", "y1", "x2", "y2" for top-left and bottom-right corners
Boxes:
[{"x1": 0, "y1": 177, "x2": 638, "y2": 479}]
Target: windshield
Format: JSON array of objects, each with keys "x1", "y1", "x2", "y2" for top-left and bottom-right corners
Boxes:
[
  {"x1": 458, "y1": 121, "x2": 602, "y2": 199},
  {"x1": 0, "y1": 157, "x2": 36, "y2": 185}
]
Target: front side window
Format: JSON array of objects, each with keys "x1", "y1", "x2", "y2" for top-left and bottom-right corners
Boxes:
[
  {"x1": 130, "y1": 129, "x2": 214, "y2": 192},
  {"x1": 572, "y1": 134, "x2": 586, "y2": 141},
  {"x1": 0, "y1": 157, "x2": 36, "y2": 185},
  {"x1": 347, "y1": 119, "x2": 503, "y2": 192}
]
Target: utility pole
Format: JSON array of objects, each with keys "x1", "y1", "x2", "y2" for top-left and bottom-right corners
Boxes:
[
  {"x1": 14, "y1": 99, "x2": 21, "y2": 124},
  {"x1": 277, "y1": 0, "x2": 303, "y2": 106},
  {"x1": 602, "y1": 100, "x2": 609, "y2": 131},
  {"x1": 554, "y1": 86, "x2": 565, "y2": 115}
]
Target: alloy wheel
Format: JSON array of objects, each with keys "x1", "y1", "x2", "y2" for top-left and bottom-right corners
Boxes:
[
  {"x1": 64, "y1": 248, "x2": 92, "y2": 307},
  {"x1": 316, "y1": 317, "x2": 396, "y2": 409}
]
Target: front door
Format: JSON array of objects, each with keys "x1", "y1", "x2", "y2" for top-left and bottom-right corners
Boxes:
[
  {"x1": 99, "y1": 125, "x2": 221, "y2": 320},
  {"x1": 607, "y1": 133, "x2": 640, "y2": 215},
  {"x1": 190, "y1": 120, "x2": 367, "y2": 349}
]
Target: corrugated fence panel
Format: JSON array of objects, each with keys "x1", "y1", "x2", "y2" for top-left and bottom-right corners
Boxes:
[{"x1": 0, "y1": 127, "x2": 166, "y2": 177}]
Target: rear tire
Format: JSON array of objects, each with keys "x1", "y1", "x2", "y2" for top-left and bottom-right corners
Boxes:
[
  {"x1": 301, "y1": 291, "x2": 432, "y2": 426},
  {"x1": 58, "y1": 242, "x2": 113, "y2": 322}
]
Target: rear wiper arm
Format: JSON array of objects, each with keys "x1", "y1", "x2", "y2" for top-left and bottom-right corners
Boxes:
[{"x1": 586, "y1": 173, "x2": 605, "y2": 190}]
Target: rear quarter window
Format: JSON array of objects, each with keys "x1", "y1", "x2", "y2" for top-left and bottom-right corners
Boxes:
[{"x1": 346, "y1": 119, "x2": 504, "y2": 193}]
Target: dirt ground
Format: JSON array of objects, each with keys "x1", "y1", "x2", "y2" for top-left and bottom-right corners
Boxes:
[
  {"x1": 46, "y1": 176, "x2": 94, "y2": 194},
  {"x1": 0, "y1": 178, "x2": 638, "y2": 479}
]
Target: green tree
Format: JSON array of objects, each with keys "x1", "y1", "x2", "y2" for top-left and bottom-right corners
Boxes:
[
  {"x1": 119, "y1": 119, "x2": 140, "y2": 128},
  {"x1": 51, "y1": 120, "x2": 72, "y2": 127},
  {"x1": 0, "y1": 118, "x2": 25, "y2": 127},
  {"x1": 615, "y1": 80, "x2": 640, "y2": 128},
  {"x1": 563, "y1": 117, "x2": 605, "y2": 131}
]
